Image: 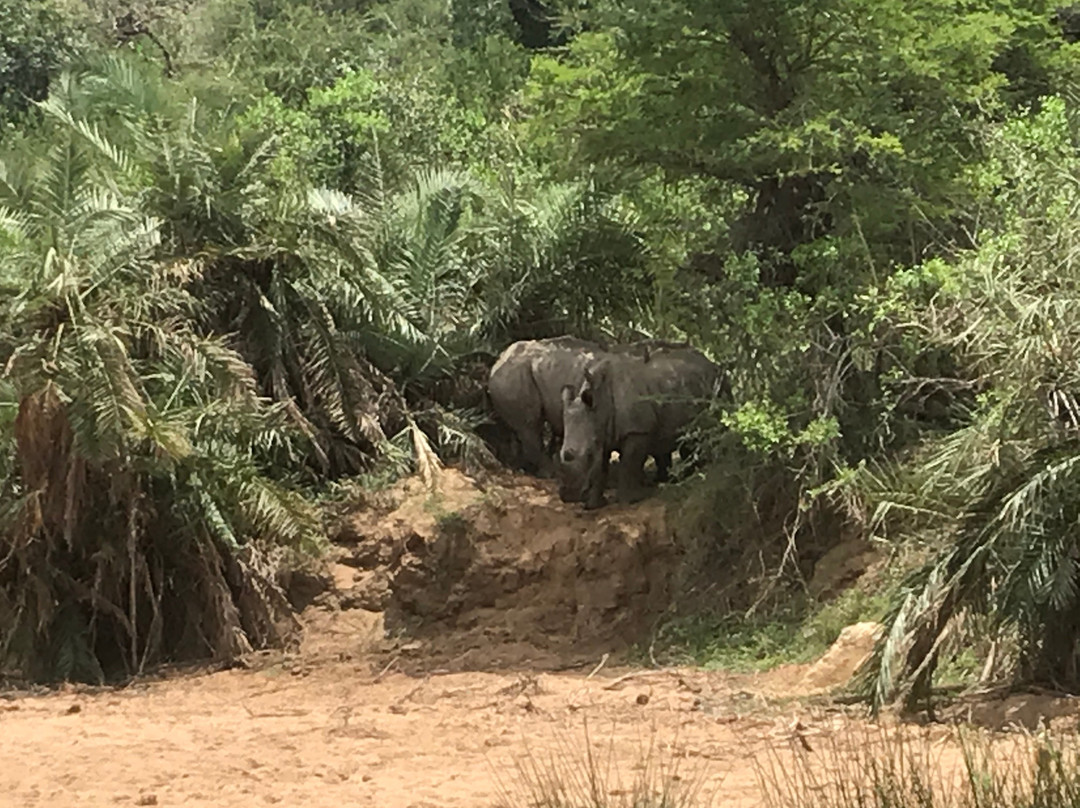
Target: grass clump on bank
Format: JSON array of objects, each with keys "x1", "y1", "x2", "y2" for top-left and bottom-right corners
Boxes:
[
  {"x1": 495, "y1": 718, "x2": 714, "y2": 808},
  {"x1": 648, "y1": 585, "x2": 892, "y2": 673}
]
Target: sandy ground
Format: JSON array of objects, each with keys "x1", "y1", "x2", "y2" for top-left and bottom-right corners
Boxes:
[
  {"x1": 3, "y1": 617, "x2": 1060, "y2": 808},
  {"x1": 5, "y1": 469, "x2": 1079, "y2": 807},
  {"x1": 7, "y1": 610, "x2": 1080, "y2": 808},
  {"x1": 0, "y1": 654, "x2": 861, "y2": 808}
]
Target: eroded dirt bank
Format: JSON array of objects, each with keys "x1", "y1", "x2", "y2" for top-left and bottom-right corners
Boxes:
[{"x1": 321, "y1": 468, "x2": 681, "y2": 672}]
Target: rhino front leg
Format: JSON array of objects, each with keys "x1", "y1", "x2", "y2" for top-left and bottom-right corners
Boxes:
[
  {"x1": 617, "y1": 436, "x2": 651, "y2": 504},
  {"x1": 543, "y1": 429, "x2": 564, "y2": 477},
  {"x1": 582, "y1": 454, "x2": 610, "y2": 510}
]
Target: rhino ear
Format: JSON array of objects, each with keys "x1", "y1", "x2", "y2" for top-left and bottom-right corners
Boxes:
[{"x1": 580, "y1": 383, "x2": 595, "y2": 409}]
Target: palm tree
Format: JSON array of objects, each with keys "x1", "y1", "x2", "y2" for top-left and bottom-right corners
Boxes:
[
  {"x1": 0, "y1": 60, "x2": 322, "y2": 683},
  {"x1": 0, "y1": 53, "x2": 659, "y2": 681},
  {"x1": 476, "y1": 171, "x2": 652, "y2": 342}
]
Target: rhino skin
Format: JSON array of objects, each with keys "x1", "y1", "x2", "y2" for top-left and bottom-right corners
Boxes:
[
  {"x1": 558, "y1": 345, "x2": 728, "y2": 509},
  {"x1": 487, "y1": 336, "x2": 605, "y2": 477},
  {"x1": 585, "y1": 339, "x2": 694, "y2": 485},
  {"x1": 486, "y1": 336, "x2": 676, "y2": 482}
]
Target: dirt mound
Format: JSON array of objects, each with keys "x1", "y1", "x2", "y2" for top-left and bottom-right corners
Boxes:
[
  {"x1": 799, "y1": 621, "x2": 883, "y2": 693},
  {"x1": 327, "y1": 468, "x2": 679, "y2": 670},
  {"x1": 808, "y1": 539, "x2": 881, "y2": 601}
]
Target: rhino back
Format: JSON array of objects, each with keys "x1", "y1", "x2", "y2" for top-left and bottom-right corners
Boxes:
[
  {"x1": 610, "y1": 348, "x2": 718, "y2": 443},
  {"x1": 488, "y1": 341, "x2": 544, "y2": 423},
  {"x1": 532, "y1": 344, "x2": 602, "y2": 431},
  {"x1": 490, "y1": 339, "x2": 547, "y2": 375}
]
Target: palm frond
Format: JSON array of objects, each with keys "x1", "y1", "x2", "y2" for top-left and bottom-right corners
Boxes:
[
  {"x1": 0, "y1": 59, "x2": 334, "y2": 682},
  {"x1": 862, "y1": 99, "x2": 1080, "y2": 706},
  {"x1": 36, "y1": 94, "x2": 133, "y2": 177}
]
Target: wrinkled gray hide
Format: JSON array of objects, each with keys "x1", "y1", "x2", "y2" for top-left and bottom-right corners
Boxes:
[
  {"x1": 487, "y1": 336, "x2": 605, "y2": 477},
  {"x1": 558, "y1": 345, "x2": 726, "y2": 509}
]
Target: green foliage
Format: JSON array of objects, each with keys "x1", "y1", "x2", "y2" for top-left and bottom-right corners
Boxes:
[
  {"x1": 524, "y1": 0, "x2": 1076, "y2": 472},
  {"x1": 522, "y1": 31, "x2": 646, "y2": 169},
  {"x1": 202, "y1": 0, "x2": 376, "y2": 102},
  {"x1": 861, "y1": 94, "x2": 1080, "y2": 710},
  {"x1": 233, "y1": 92, "x2": 327, "y2": 185},
  {"x1": 0, "y1": 0, "x2": 82, "y2": 134},
  {"x1": 236, "y1": 69, "x2": 393, "y2": 191},
  {"x1": 648, "y1": 585, "x2": 890, "y2": 673},
  {"x1": 723, "y1": 400, "x2": 840, "y2": 458},
  {"x1": 0, "y1": 61, "x2": 327, "y2": 681},
  {"x1": 2, "y1": 0, "x2": 1080, "y2": 694},
  {"x1": 0, "y1": 26, "x2": 653, "y2": 679}
]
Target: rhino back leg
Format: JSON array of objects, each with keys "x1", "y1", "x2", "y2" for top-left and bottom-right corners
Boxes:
[
  {"x1": 515, "y1": 421, "x2": 552, "y2": 477},
  {"x1": 616, "y1": 435, "x2": 652, "y2": 504},
  {"x1": 653, "y1": 451, "x2": 672, "y2": 483},
  {"x1": 490, "y1": 365, "x2": 555, "y2": 476}
]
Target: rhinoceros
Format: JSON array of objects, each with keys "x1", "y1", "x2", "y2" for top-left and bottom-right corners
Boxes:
[
  {"x1": 486, "y1": 336, "x2": 680, "y2": 479},
  {"x1": 557, "y1": 345, "x2": 728, "y2": 509},
  {"x1": 486, "y1": 336, "x2": 606, "y2": 476}
]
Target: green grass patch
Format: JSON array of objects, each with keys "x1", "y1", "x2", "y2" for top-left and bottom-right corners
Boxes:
[{"x1": 647, "y1": 586, "x2": 892, "y2": 672}]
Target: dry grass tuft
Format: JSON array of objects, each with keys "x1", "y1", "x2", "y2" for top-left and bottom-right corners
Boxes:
[
  {"x1": 494, "y1": 717, "x2": 717, "y2": 808},
  {"x1": 757, "y1": 717, "x2": 1080, "y2": 808}
]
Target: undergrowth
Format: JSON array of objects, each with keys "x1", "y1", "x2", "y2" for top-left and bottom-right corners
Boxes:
[{"x1": 647, "y1": 585, "x2": 892, "y2": 673}]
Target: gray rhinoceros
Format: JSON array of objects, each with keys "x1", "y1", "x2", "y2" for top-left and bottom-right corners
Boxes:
[
  {"x1": 557, "y1": 345, "x2": 727, "y2": 509},
  {"x1": 487, "y1": 336, "x2": 606, "y2": 476}
]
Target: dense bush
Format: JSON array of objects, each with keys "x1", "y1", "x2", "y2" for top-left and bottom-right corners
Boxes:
[
  {"x1": 0, "y1": 0, "x2": 83, "y2": 134},
  {"x1": 861, "y1": 96, "x2": 1080, "y2": 710},
  {"x1": 3, "y1": 0, "x2": 1080, "y2": 693}
]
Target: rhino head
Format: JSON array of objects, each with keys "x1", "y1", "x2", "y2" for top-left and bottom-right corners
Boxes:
[{"x1": 557, "y1": 363, "x2": 611, "y2": 509}]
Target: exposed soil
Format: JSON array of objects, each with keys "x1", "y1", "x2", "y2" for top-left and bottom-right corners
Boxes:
[
  {"x1": 3, "y1": 468, "x2": 1078, "y2": 807},
  {"x1": 326, "y1": 468, "x2": 679, "y2": 673}
]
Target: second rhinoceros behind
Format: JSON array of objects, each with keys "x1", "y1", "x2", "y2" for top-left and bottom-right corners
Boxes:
[
  {"x1": 557, "y1": 344, "x2": 727, "y2": 509},
  {"x1": 487, "y1": 336, "x2": 605, "y2": 477}
]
